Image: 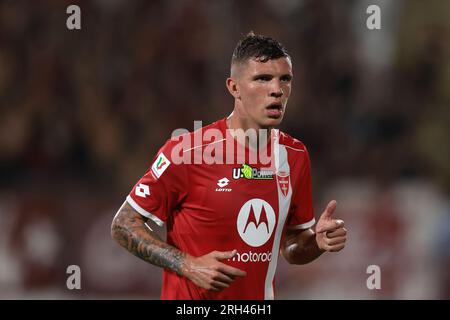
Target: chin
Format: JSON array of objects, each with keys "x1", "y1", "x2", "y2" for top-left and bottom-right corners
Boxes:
[{"x1": 263, "y1": 117, "x2": 283, "y2": 127}]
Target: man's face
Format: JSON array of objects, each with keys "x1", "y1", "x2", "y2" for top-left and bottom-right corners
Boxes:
[{"x1": 231, "y1": 57, "x2": 293, "y2": 129}]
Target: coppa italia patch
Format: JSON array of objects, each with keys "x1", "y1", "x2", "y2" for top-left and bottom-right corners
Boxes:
[{"x1": 151, "y1": 153, "x2": 171, "y2": 178}]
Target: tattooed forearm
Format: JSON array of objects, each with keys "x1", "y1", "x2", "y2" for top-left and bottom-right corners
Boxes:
[{"x1": 111, "y1": 202, "x2": 185, "y2": 275}]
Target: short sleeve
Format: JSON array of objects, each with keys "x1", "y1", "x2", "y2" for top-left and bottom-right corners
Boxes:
[
  {"x1": 126, "y1": 139, "x2": 188, "y2": 226},
  {"x1": 286, "y1": 147, "x2": 315, "y2": 230}
]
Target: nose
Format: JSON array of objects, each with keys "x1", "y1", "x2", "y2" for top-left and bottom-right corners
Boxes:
[{"x1": 270, "y1": 80, "x2": 283, "y2": 98}]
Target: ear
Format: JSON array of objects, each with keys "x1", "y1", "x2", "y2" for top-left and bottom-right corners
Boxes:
[{"x1": 226, "y1": 77, "x2": 240, "y2": 99}]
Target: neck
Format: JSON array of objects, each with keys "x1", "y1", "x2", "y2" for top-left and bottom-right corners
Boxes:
[{"x1": 226, "y1": 111, "x2": 272, "y2": 150}]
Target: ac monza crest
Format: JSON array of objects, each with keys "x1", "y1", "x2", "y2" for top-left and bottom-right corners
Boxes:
[{"x1": 277, "y1": 172, "x2": 290, "y2": 197}]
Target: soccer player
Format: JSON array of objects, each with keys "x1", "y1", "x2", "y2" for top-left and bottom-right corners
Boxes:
[{"x1": 111, "y1": 32, "x2": 347, "y2": 299}]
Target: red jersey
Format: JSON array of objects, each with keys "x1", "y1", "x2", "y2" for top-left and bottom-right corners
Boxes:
[{"x1": 126, "y1": 118, "x2": 315, "y2": 300}]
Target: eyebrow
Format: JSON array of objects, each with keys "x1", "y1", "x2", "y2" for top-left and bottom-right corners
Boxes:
[
  {"x1": 252, "y1": 73, "x2": 273, "y2": 79},
  {"x1": 251, "y1": 73, "x2": 292, "y2": 79}
]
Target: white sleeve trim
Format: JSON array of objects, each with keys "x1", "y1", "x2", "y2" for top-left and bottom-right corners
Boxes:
[
  {"x1": 126, "y1": 195, "x2": 165, "y2": 227},
  {"x1": 287, "y1": 218, "x2": 316, "y2": 230}
]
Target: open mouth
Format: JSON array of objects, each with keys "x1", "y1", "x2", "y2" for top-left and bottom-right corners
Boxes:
[
  {"x1": 266, "y1": 102, "x2": 283, "y2": 111},
  {"x1": 265, "y1": 103, "x2": 283, "y2": 118}
]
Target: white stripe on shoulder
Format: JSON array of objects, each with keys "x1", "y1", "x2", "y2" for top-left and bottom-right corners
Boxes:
[
  {"x1": 282, "y1": 145, "x2": 305, "y2": 152},
  {"x1": 126, "y1": 195, "x2": 165, "y2": 227},
  {"x1": 287, "y1": 218, "x2": 316, "y2": 230},
  {"x1": 182, "y1": 138, "x2": 226, "y2": 153}
]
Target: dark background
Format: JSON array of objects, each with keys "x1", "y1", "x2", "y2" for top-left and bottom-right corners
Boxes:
[{"x1": 0, "y1": 0, "x2": 449, "y2": 299}]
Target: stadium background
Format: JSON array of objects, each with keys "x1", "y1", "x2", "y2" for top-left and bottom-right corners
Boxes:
[{"x1": 0, "y1": 0, "x2": 449, "y2": 299}]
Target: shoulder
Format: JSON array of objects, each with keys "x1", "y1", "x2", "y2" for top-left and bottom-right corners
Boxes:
[
  {"x1": 157, "y1": 118, "x2": 225, "y2": 163},
  {"x1": 278, "y1": 131, "x2": 312, "y2": 173},
  {"x1": 162, "y1": 118, "x2": 223, "y2": 146},
  {"x1": 278, "y1": 131, "x2": 309, "y2": 154}
]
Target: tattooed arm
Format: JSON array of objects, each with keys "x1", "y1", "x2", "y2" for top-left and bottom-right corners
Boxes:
[
  {"x1": 111, "y1": 201, "x2": 246, "y2": 291},
  {"x1": 111, "y1": 201, "x2": 185, "y2": 273}
]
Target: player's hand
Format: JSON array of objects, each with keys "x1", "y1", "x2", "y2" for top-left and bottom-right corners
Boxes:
[
  {"x1": 181, "y1": 250, "x2": 247, "y2": 291},
  {"x1": 315, "y1": 200, "x2": 347, "y2": 252}
]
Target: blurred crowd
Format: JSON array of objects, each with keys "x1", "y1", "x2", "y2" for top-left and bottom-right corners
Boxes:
[{"x1": 0, "y1": 0, "x2": 449, "y2": 299}]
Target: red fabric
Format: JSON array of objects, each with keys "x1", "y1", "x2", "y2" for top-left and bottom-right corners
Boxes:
[{"x1": 127, "y1": 118, "x2": 314, "y2": 299}]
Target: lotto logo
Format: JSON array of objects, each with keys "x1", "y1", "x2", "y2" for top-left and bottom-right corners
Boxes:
[
  {"x1": 135, "y1": 183, "x2": 150, "y2": 198},
  {"x1": 217, "y1": 177, "x2": 229, "y2": 188}
]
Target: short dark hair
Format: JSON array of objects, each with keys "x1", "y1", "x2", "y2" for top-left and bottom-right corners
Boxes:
[{"x1": 231, "y1": 31, "x2": 290, "y2": 65}]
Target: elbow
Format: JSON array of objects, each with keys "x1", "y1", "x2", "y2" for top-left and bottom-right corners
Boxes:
[
  {"x1": 283, "y1": 254, "x2": 306, "y2": 265},
  {"x1": 281, "y1": 247, "x2": 296, "y2": 265},
  {"x1": 110, "y1": 217, "x2": 118, "y2": 242},
  {"x1": 110, "y1": 202, "x2": 142, "y2": 250},
  {"x1": 110, "y1": 214, "x2": 122, "y2": 243},
  {"x1": 281, "y1": 245, "x2": 309, "y2": 265}
]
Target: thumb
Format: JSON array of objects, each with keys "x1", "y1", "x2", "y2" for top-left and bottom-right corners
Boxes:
[
  {"x1": 212, "y1": 249, "x2": 237, "y2": 260},
  {"x1": 320, "y1": 200, "x2": 337, "y2": 220}
]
